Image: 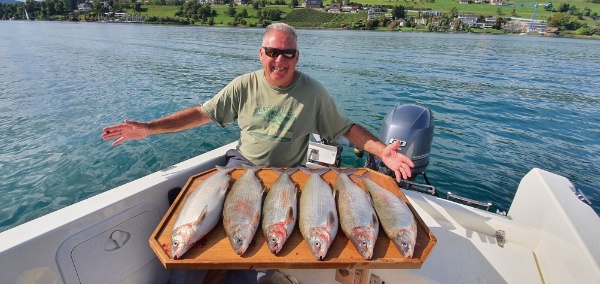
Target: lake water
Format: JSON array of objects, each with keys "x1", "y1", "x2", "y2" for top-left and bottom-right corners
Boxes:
[{"x1": 1, "y1": 21, "x2": 599, "y2": 232}]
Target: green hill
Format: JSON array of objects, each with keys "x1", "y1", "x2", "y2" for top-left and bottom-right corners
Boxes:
[
  {"x1": 282, "y1": 8, "x2": 335, "y2": 27},
  {"x1": 282, "y1": 8, "x2": 368, "y2": 28}
]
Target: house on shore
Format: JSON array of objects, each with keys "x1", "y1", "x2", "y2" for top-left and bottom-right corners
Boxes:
[{"x1": 304, "y1": 0, "x2": 323, "y2": 9}]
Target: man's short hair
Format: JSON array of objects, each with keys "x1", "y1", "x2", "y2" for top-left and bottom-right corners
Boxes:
[{"x1": 263, "y1": 23, "x2": 297, "y2": 42}]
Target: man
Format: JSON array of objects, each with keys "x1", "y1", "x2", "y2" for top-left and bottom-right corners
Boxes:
[
  {"x1": 102, "y1": 23, "x2": 414, "y2": 182},
  {"x1": 103, "y1": 23, "x2": 414, "y2": 283}
]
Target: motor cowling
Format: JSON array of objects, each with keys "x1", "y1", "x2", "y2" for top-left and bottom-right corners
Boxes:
[{"x1": 366, "y1": 104, "x2": 434, "y2": 180}]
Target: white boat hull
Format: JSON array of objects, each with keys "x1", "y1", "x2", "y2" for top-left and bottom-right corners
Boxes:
[{"x1": 1, "y1": 141, "x2": 598, "y2": 284}]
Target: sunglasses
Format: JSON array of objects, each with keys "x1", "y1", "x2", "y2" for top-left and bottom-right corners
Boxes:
[{"x1": 262, "y1": 47, "x2": 298, "y2": 59}]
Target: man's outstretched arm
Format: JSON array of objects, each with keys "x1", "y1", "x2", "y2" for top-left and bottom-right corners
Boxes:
[
  {"x1": 102, "y1": 106, "x2": 211, "y2": 146},
  {"x1": 343, "y1": 123, "x2": 414, "y2": 182}
]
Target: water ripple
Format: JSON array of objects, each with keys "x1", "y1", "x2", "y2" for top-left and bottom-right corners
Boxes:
[{"x1": 1, "y1": 23, "x2": 599, "y2": 232}]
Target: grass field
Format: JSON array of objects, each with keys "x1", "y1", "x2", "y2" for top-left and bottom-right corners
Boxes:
[
  {"x1": 354, "y1": 0, "x2": 599, "y2": 26},
  {"x1": 132, "y1": 0, "x2": 599, "y2": 28}
]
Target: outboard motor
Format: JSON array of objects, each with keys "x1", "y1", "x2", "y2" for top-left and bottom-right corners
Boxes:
[{"x1": 366, "y1": 104, "x2": 435, "y2": 186}]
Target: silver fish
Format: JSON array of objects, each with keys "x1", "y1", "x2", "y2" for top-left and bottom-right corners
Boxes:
[
  {"x1": 262, "y1": 167, "x2": 299, "y2": 255},
  {"x1": 299, "y1": 167, "x2": 338, "y2": 260},
  {"x1": 333, "y1": 168, "x2": 379, "y2": 260},
  {"x1": 222, "y1": 165, "x2": 264, "y2": 256},
  {"x1": 359, "y1": 171, "x2": 417, "y2": 258},
  {"x1": 170, "y1": 166, "x2": 234, "y2": 259}
]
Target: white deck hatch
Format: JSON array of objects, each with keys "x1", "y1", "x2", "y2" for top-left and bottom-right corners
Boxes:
[{"x1": 56, "y1": 202, "x2": 161, "y2": 283}]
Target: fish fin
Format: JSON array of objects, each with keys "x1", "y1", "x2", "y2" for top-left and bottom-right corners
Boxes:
[
  {"x1": 371, "y1": 212, "x2": 379, "y2": 228},
  {"x1": 327, "y1": 211, "x2": 337, "y2": 230},
  {"x1": 195, "y1": 205, "x2": 208, "y2": 226},
  {"x1": 365, "y1": 189, "x2": 375, "y2": 207},
  {"x1": 285, "y1": 207, "x2": 295, "y2": 224}
]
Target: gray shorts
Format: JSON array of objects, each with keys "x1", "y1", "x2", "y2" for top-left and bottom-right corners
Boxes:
[{"x1": 225, "y1": 149, "x2": 255, "y2": 168}]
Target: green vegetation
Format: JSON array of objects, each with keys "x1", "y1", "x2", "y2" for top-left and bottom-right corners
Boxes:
[
  {"x1": 1, "y1": 0, "x2": 598, "y2": 37},
  {"x1": 282, "y1": 8, "x2": 334, "y2": 27}
]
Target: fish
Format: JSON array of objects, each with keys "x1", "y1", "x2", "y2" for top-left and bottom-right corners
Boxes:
[
  {"x1": 170, "y1": 165, "x2": 234, "y2": 259},
  {"x1": 332, "y1": 168, "x2": 379, "y2": 260},
  {"x1": 358, "y1": 171, "x2": 417, "y2": 258},
  {"x1": 222, "y1": 165, "x2": 264, "y2": 256},
  {"x1": 262, "y1": 167, "x2": 299, "y2": 255},
  {"x1": 298, "y1": 167, "x2": 338, "y2": 260}
]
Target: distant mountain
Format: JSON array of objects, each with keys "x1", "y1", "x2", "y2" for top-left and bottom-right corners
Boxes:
[{"x1": 0, "y1": 0, "x2": 18, "y2": 4}]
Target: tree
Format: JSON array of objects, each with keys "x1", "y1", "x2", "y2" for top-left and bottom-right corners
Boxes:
[
  {"x1": 291, "y1": 0, "x2": 299, "y2": 7},
  {"x1": 450, "y1": 7, "x2": 458, "y2": 18},
  {"x1": 558, "y1": 3, "x2": 569, "y2": 13},
  {"x1": 391, "y1": 5, "x2": 405, "y2": 20},
  {"x1": 575, "y1": 27, "x2": 594, "y2": 35},
  {"x1": 227, "y1": 6, "x2": 236, "y2": 16},
  {"x1": 547, "y1": 12, "x2": 583, "y2": 30},
  {"x1": 582, "y1": 7, "x2": 591, "y2": 17},
  {"x1": 453, "y1": 18, "x2": 462, "y2": 31},
  {"x1": 547, "y1": 12, "x2": 571, "y2": 28},
  {"x1": 568, "y1": 5, "x2": 579, "y2": 16},
  {"x1": 54, "y1": 2, "x2": 63, "y2": 16},
  {"x1": 387, "y1": 21, "x2": 397, "y2": 30}
]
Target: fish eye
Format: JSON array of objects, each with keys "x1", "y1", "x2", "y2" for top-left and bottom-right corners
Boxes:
[
  {"x1": 172, "y1": 241, "x2": 179, "y2": 247},
  {"x1": 271, "y1": 237, "x2": 277, "y2": 243},
  {"x1": 235, "y1": 237, "x2": 243, "y2": 244},
  {"x1": 361, "y1": 241, "x2": 367, "y2": 247},
  {"x1": 314, "y1": 242, "x2": 321, "y2": 247},
  {"x1": 401, "y1": 242, "x2": 408, "y2": 248}
]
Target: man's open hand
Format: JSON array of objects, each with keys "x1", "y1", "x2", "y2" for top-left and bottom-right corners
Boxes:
[
  {"x1": 102, "y1": 120, "x2": 149, "y2": 146},
  {"x1": 381, "y1": 140, "x2": 415, "y2": 182}
]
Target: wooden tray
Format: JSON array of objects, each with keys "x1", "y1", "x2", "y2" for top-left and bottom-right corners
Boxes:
[{"x1": 149, "y1": 167, "x2": 436, "y2": 269}]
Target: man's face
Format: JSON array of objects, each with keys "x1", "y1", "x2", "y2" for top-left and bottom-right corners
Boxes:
[{"x1": 260, "y1": 30, "x2": 299, "y2": 88}]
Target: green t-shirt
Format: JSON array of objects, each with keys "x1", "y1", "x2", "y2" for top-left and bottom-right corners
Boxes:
[{"x1": 201, "y1": 70, "x2": 352, "y2": 167}]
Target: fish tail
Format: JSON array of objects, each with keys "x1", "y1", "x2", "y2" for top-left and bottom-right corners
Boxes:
[
  {"x1": 299, "y1": 167, "x2": 329, "y2": 176},
  {"x1": 332, "y1": 167, "x2": 358, "y2": 175},
  {"x1": 359, "y1": 171, "x2": 371, "y2": 180},
  {"x1": 241, "y1": 164, "x2": 262, "y2": 173},
  {"x1": 285, "y1": 167, "x2": 299, "y2": 175}
]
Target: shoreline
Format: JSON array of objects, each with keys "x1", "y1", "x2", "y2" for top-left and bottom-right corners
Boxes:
[{"x1": 9, "y1": 18, "x2": 600, "y2": 41}]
